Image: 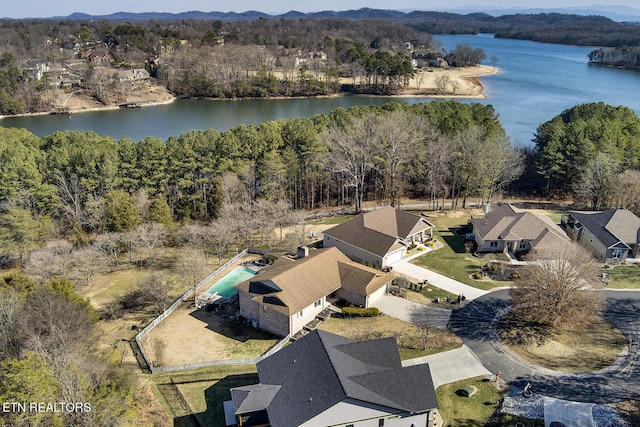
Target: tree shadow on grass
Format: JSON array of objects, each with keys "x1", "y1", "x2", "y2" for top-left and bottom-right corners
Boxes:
[{"x1": 442, "y1": 228, "x2": 467, "y2": 253}]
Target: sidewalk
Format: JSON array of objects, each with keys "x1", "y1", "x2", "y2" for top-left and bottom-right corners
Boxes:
[{"x1": 392, "y1": 260, "x2": 489, "y2": 301}]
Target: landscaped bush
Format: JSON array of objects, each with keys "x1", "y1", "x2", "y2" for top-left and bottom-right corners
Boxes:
[
  {"x1": 342, "y1": 307, "x2": 380, "y2": 317},
  {"x1": 393, "y1": 277, "x2": 411, "y2": 288},
  {"x1": 511, "y1": 271, "x2": 520, "y2": 279},
  {"x1": 408, "y1": 243, "x2": 417, "y2": 251},
  {"x1": 472, "y1": 272, "x2": 483, "y2": 280}
]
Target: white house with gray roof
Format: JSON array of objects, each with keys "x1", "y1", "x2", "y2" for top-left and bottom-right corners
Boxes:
[
  {"x1": 563, "y1": 208, "x2": 640, "y2": 262},
  {"x1": 323, "y1": 206, "x2": 434, "y2": 268},
  {"x1": 471, "y1": 204, "x2": 569, "y2": 254},
  {"x1": 228, "y1": 329, "x2": 438, "y2": 427},
  {"x1": 236, "y1": 247, "x2": 393, "y2": 337}
]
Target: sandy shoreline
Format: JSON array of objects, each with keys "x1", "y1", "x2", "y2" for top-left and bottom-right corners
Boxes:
[{"x1": 0, "y1": 65, "x2": 499, "y2": 119}]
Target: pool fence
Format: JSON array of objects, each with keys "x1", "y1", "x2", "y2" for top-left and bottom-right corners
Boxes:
[{"x1": 134, "y1": 250, "x2": 248, "y2": 372}]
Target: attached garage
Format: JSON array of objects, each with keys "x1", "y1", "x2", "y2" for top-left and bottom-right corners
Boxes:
[{"x1": 384, "y1": 248, "x2": 405, "y2": 266}]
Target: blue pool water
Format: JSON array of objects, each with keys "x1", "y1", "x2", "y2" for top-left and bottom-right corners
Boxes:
[{"x1": 206, "y1": 267, "x2": 257, "y2": 298}]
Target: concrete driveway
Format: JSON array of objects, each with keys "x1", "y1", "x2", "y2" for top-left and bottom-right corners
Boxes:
[
  {"x1": 403, "y1": 345, "x2": 492, "y2": 389},
  {"x1": 376, "y1": 295, "x2": 451, "y2": 328},
  {"x1": 392, "y1": 260, "x2": 489, "y2": 301}
]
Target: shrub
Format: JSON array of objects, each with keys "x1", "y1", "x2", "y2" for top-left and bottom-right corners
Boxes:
[
  {"x1": 342, "y1": 307, "x2": 380, "y2": 317},
  {"x1": 511, "y1": 271, "x2": 520, "y2": 279},
  {"x1": 407, "y1": 243, "x2": 417, "y2": 251},
  {"x1": 472, "y1": 272, "x2": 483, "y2": 280},
  {"x1": 393, "y1": 277, "x2": 411, "y2": 288}
]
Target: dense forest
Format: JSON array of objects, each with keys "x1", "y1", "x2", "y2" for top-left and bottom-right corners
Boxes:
[
  {"x1": 589, "y1": 46, "x2": 640, "y2": 70},
  {"x1": 0, "y1": 101, "x2": 516, "y2": 258},
  {"x1": 2, "y1": 9, "x2": 639, "y2": 114},
  {"x1": 534, "y1": 102, "x2": 640, "y2": 210}
]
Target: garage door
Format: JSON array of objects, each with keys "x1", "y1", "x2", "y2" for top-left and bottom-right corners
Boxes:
[{"x1": 385, "y1": 250, "x2": 404, "y2": 266}]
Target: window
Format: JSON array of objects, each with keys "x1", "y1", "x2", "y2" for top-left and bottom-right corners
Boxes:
[
  {"x1": 314, "y1": 299, "x2": 322, "y2": 307},
  {"x1": 519, "y1": 240, "x2": 527, "y2": 249},
  {"x1": 590, "y1": 235, "x2": 593, "y2": 243},
  {"x1": 378, "y1": 419, "x2": 385, "y2": 427},
  {"x1": 490, "y1": 241, "x2": 498, "y2": 248},
  {"x1": 298, "y1": 310, "x2": 303, "y2": 318}
]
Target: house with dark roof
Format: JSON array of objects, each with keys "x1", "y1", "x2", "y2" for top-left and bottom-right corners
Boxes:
[
  {"x1": 236, "y1": 247, "x2": 393, "y2": 337},
  {"x1": 322, "y1": 206, "x2": 434, "y2": 268},
  {"x1": 228, "y1": 329, "x2": 438, "y2": 427},
  {"x1": 563, "y1": 208, "x2": 640, "y2": 262},
  {"x1": 471, "y1": 204, "x2": 570, "y2": 254}
]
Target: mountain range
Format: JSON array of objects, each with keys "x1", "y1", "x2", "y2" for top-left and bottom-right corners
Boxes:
[{"x1": 32, "y1": 5, "x2": 640, "y2": 23}]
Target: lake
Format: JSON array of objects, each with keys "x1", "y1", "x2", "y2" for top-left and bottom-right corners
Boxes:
[{"x1": 3, "y1": 34, "x2": 640, "y2": 146}]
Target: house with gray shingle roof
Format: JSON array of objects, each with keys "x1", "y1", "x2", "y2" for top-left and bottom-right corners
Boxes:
[
  {"x1": 323, "y1": 206, "x2": 434, "y2": 268},
  {"x1": 236, "y1": 247, "x2": 393, "y2": 337},
  {"x1": 471, "y1": 204, "x2": 570, "y2": 255},
  {"x1": 228, "y1": 329, "x2": 438, "y2": 427},
  {"x1": 563, "y1": 208, "x2": 640, "y2": 262}
]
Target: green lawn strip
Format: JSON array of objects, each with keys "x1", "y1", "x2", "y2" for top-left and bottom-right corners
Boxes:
[
  {"x1": 605, "y1": 264, "x2": 640, "y2": 289},
  {"x1": 318, "y1": 316, "x2": 462, "y2": 360},
  {"x1": 309, "y1": 214, "x2": 353, "y2": 225},
  {"x1": 153, "y1": 365, "x2": 258, "y2": 427},
  {"x1": 404, "y1": 286, "x2": 459, "y2": 306},
  {"x1": 436, "y1": 376, "x2": 502, "y2": 426},
  {"x1": 413, "y1": 228, "x2": 504, "y2": 291}
]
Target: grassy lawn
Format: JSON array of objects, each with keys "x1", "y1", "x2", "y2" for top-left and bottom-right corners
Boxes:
[
  {"x1": 404, "y1": 286, "x2": 460, "y2": 306},
  {"x1": 309, "y1": 214, "x2": 353, "y2": 226},
  {"x1": 153, "y1": 365, "x2": 258, "y2": 427},
  {"x1": 318, "y1": 316, "x2": 462, "y2": 360},
  {"x1": 436, "y1": 376, "x2": 502, "y2": 426},
  {"x1": 605, "y1": 264, "x2": 640, "y2": 289},
  {"x1": 414, "y1": 210, "x2": 505, "y2": 290},
  {"x1": 499, "y1": 316, "x2": 626, "y2": 373}
]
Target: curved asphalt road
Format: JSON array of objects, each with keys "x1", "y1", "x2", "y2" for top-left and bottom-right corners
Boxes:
[{"x1": 449, "y1": 289, "x2": 640, "y2": 404}]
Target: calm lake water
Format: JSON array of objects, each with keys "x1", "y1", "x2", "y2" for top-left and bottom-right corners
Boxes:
[{"x1": 3, "y1": 34, "x2": 640, "y2": 146}]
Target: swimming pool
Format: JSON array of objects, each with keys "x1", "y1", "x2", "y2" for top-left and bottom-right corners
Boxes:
[{"x1": 206, "y1": 266, "x2": 257, "y2": 298}]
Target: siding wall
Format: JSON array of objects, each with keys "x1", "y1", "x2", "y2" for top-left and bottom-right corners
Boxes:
[
  {"x1": 323, "y1": 235, "x2": 384, "y2": 267},
  {"x1": 578, "y1": 228, "x2": 609, "y2": 260},
  {"x1": 299, "y1": 399, "x2": 430, "y2": 427}
]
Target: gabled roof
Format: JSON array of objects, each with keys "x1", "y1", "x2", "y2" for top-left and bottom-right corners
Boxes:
[
  {"x1": 236, "y1": 247, "x2": 390, "y2": 315},
  {"x1": 324, "y1": 206, "x2": 433, "y2": 257},
  {"x1": 231, "y1": 384, "x2": 281, "y2": 415},
  {"x1": 569, "y1": 208, "x2": 640, "y2": 248},
  {"x1": 249, "y1": 329, "x2": 437, "y2": 427},
  {"x1": 472, "y1": 204, "x2": 569, "y2": 247}
]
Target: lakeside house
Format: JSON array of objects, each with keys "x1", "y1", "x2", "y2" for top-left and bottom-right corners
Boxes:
[
  {"x1": 562, "y1": 208, "x2": 640, "y2": 262},
  {"x1": 323, "y1": 206, "x2": 434, "y2": 268},
  {"x1": 470, "y1": 204, "x2": 569, "y2": 255},
  {"x1": 236, "y1": 247, "x2": 393, "y2": 337},
  {"x1": 227, "y1": 329, "x2": 438, "y2": 427}
]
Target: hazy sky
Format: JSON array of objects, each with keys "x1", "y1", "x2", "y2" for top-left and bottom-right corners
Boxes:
[{"x1": 3, "y1": 1, "x2": 640, "y2": 19}]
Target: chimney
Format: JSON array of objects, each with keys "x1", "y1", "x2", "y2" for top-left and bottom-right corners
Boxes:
[
  {"x1": 297, "y1": 246, "x2": 309, "y2": 259},
  {"x1": 484, "y1": 202, "x2": 491, "y2": 216}
]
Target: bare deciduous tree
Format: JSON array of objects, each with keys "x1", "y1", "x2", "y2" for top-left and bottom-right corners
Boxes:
[
  {"x1": 435, "y1": 73, "x2": 450, "y2": 94},
  {"x1": 135, "y1": 223, "x2": 167, "y2": 265},
  {"x1": 138, "y1": 273, "x2": 171, "y2": 314},
  {"x1": 71, "y1": 246, "x2": 102, "y2": 286},
  {"x1": 323, "y1": 114, "x2": 378, "y2": 213},
  {"x1": 375, "y1": 111, "x2": 421, "y2": 207},
  {"x1": 510, "y1": 244, "x2": 604, "y2": 331},
  {"x1": 176, "y1": 248, "x2": 209, "y2": 306}
]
